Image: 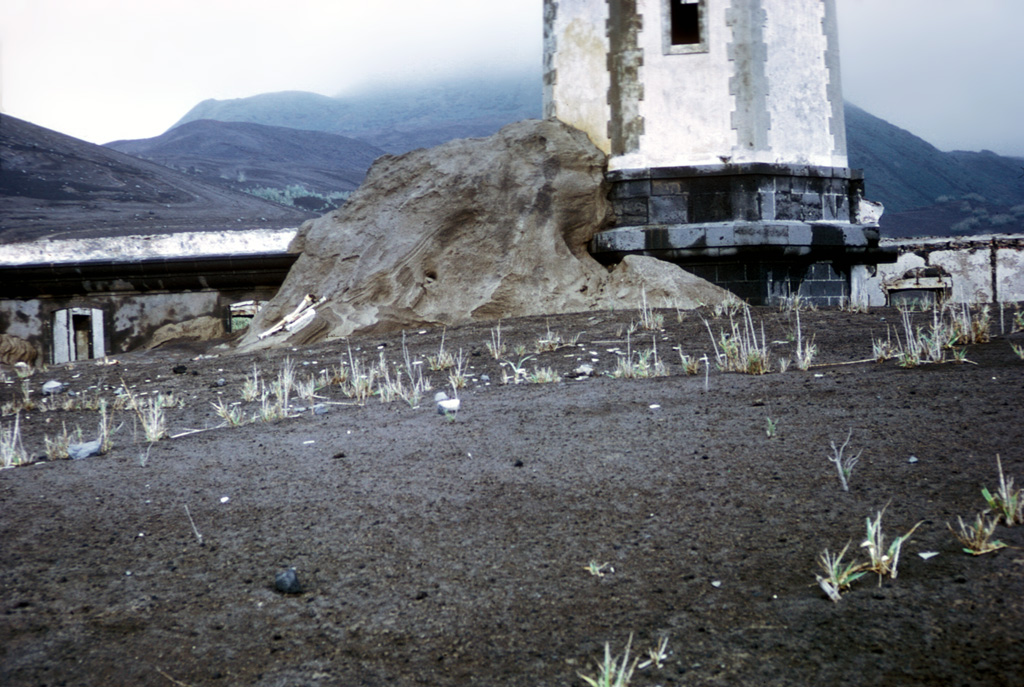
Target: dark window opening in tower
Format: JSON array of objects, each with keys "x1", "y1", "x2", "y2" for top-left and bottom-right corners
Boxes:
[{"x1": 671, "y1": 1, "x2": 701, "y2": 45}]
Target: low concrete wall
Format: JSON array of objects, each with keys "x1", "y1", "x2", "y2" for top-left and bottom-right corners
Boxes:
[
  {"x1": 0, "y1": 228, "x2": 300, "y2": 364},
  {"x1": 853, "y1": 234, "x2": 1024, "y2": 305},
  {"x1": 0, "y1": 286, "x2": 280, "y2": 364},
  {"x1": 0, "y1": 228, "x2": 297, "y2": 266}
]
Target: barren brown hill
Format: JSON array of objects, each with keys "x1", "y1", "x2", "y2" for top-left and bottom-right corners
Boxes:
[
  {"x1": 0, "y1": 115, "x2": 313, "y2": 244},
  {"x1": 106, "y1": 120, "x2": 385, "y2": 201}
]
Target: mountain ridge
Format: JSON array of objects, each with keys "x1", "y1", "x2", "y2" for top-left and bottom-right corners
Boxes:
[
  {"x1": 107, "y1": 119, "x2": 385, "y2": 198},
  {"x1": 159, "y1": 73, "x2": 1024, "y2": 237},
  {"x1": 0, "y1": 115, "x2": 314, "y2": 243}
]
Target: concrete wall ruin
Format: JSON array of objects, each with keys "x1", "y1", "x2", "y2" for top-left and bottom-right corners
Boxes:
[
  {"x1": 0, "y1": 284, "x2": 283, "y2": 364},
  {"x1": 852, "y1": 234, "x2": 1024, "y2": 305},
  {"x1": 0, "y1": 229, "x2": 297, "y2": 364}
]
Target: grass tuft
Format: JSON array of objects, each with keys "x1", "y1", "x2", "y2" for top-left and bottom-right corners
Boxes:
[
  {"x1": 949, "y1": 513, "x2": 1006, "y2": 555},
  {"x1": 579, "y1": 635, "x2": 637, "y2": 687},
  {"x1": 815, "y1": 541, "x2": 868, "y2": 602},
  {"x1": 826, "y1": 429, "x2": 861, "y2": 492},
  {"x1": 860, "y1": 505, "x2": 922, "y2": 582},
  {"x1": 1, "y1": 413, "x2": 30, "y2": 468},
  {"x1": 981, "y1": 455, "x2": 1023, "y2": 526}
]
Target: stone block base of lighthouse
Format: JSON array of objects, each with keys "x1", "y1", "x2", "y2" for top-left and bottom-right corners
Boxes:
[{"x1": 589, "y1": 163, "x2": 895, "y2": 306}]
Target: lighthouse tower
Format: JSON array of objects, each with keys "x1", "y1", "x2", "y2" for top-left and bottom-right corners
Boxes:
[{"x1": 544, "y1": 0, "x2": 890, "y2": 305}]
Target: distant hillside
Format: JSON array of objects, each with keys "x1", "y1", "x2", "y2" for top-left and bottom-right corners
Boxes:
[
  {"x1": 845, "y1": 104, "x2": 1024, "y2": 236},
  {"x1": 161, "y1": 74, "x2": 1024, "y2": 237},
  {"x1": 171, "y1": 74, "x2": 542, "y2": 154},
  {"x1": 107, "y1": 120, "x2": 386, "y2": 210},
  {"x1": 0, "y1": 115, "x2": 313, "y2": 243}
]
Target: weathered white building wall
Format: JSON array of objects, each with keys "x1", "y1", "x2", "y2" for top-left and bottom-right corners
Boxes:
[
  {"x1": 626, "y1": 0, "x2": 735, "y2": 170},
  {"x1": 544, "y1": 0, "x2": 612, "y2": 154},
  {"x1": 762, "y1": 1, "x2": 843, "y2": 166},
  {"x1": 929, "y1": 248, "x2": 992, "y2": 303},
  {"x1": 544, "y1": 0, "x2": 848, "y2": 171},
  {"x1": 854, "y1": 235, "x2": 1024, "y2": 305},
  {"x1": 997, "y1": 248, "x2": 1024, "y2": 302}
]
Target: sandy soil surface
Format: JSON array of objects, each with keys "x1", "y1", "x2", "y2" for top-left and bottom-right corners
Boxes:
[{"x1": 2, "y1": 305, "x2": 1023, "y2": 686}]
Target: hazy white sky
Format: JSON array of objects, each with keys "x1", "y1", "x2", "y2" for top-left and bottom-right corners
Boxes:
[{"x1": 2, "y1": 0, "x2": 1023, "y2": 156}]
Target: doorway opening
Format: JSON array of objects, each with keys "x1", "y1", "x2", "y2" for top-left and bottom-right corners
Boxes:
[{"x1": 53, "y1": 308, "x2": 105, "y2": 363}]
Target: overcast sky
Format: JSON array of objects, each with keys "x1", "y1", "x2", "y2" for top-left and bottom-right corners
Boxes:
[{"x1": 2, "y1": 0, "x2": 1023, "y2": 157}]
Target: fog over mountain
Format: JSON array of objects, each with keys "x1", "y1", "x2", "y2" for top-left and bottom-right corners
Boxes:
[{"x1": 147, "y1": 71, "x2": 1024, "y2": 238}]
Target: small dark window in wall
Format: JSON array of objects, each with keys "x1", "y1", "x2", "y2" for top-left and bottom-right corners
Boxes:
[
  {"x1": 671, "y1": 0, "x2": 701, "y2": 45},
  {"x1": 664, "y1": 0, "x2": 706, "y2": 54}
]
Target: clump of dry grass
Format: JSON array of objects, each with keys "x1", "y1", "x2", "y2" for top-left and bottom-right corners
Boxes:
[
  {"x1": 860, "y1": 505, "x2": 921, "y2": 583},
  {"x1": 612, "y1": 335, "x2": 667, "y2": 379},
  {"x1": 44, "y1": 422, "x2": 82, "y2": 460},
  {"x1": 427, "y1": 331, "x2": 455, "y2": 371},
  {"x1": 486, "y1": 322, "x2": 507, "y2": 359},
  {"x1": 579, "y1": 635, "x2": 637, "y2": 687},
  {"x1": 826, "y1": 429, "x2": 861, "y2": 492},
  {"x1": 815, "y1": 542, "x2": 867, "y2": 602},
  {"x1": 704, "y1": 306, "x2": 771, "y2": 375},
  {"x1": 949, "y1": 513, "x2": 1006, "y2": 555},
  {"x1": 121, "y1": 385, "x2": 168, "y2": 442},
  {"x1": 981, "y1": 455, "x2": 1023, "y2": 526},
  {"x1": 1, "y1": 413, "x2": 30, "y2": 468}
]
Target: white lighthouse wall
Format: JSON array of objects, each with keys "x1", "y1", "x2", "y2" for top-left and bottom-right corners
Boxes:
[
  {"x1": 623, "y1": 0, "x2": 845, "y2": 170},
  {"x1": 762, "y1": 1, "x2": 847, "y2": 167},
  {"x1": 609, "y1": 0, "x2": 731, "y2": 170},
  {"x1": 543, "y1": 0, "x2": 612, "y2": 154},
  {"x1": 545, "y1": 0, "x2": 849, "y2": 172}
]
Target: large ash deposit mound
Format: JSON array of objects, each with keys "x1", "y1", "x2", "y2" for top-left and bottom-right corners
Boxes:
[{"x1": 242, "y1": 120, "x2": 729, "y2": 348}]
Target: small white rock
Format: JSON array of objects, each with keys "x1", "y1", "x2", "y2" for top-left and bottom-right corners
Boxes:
[
  {"x1": 711, "y1": 580, "x2": 722, "y2": 588},
  {"x1": 437, "y1": 398, "x2": 461, "y2": 414},
  {"x1": 908, "y1": 455, "x2": 919, "y2": 463},
  {"x1": 42, "y1": 380, "x2": 64, "y2": 395},
  {"x1": 434, "y1": 391, "x2": 449, "y2": 402},
  {"x1": 918, "y1": 551, "x2": 939, "y2": 560}
]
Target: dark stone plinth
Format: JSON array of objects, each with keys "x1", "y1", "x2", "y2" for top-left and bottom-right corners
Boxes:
[
  {"x1": 591, "y1": 163, "x2": 894, "y2": 305},
  {"x1": 606, "y1": 163, "x2": 864, "y2": 227}
]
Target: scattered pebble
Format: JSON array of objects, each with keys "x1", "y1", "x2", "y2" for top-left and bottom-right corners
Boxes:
[
  {"x1": 275, "y1": 568, "x2": 303, "y2": 594},
  {"x1": 172, "y1": 365, "x2": 188, "y2": 375},
  {"x1": 918, "y1": 552, "x2": 939, "y2": 560},
  {"x1": 649, "y1": 404, "x2": 661, "y2": 409},
  {"x1": 68, "y1": 440, "x2": 102, "y2": 460},
  {"x1": 434, "y1": 391, "x2": 449, "y2": 402},
  {"x1": 437, "y1": 398, "x2": 461, "y2": 414},
  {"x1": 220, "y1": 496, "x2": 230, "y2": 503},
  {"x1": 908, "y1": 455, "x2": 919, "y2": 463},
  {"x1": 313, "y1": 404, "x2": 329, "y2": 415},
  {"x1": 711, "y1": 580, "x2": 722, "y2": 588},
  {"x1": 42, "y1": 380, "x2": 63, "y2": 395}
]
